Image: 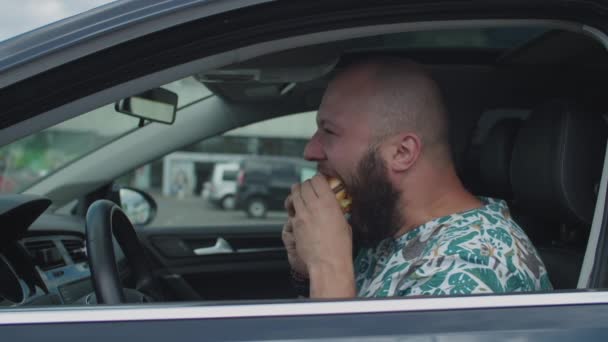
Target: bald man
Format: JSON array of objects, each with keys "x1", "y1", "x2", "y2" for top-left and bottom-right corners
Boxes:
[{"x1": 282, "y1": 57, "x2": 552, "y2": 299}]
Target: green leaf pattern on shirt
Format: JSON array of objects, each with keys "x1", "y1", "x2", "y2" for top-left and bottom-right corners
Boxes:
[
  {"x1": 355, "y1": 197, "x2": 553, "y2": 297},
  {"x1": 448, "y1": 272, "x2": 479, "y2": 295}
]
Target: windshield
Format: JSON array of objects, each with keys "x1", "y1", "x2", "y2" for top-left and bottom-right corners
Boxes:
[
  {"x1": 0, "y1": 105, "x2": 140, "y2": 193},
  {"x1": 0, "y1": 77, "x2": 210, "y2": 193},
  {"x1": 0, "y1": 0, "x2": 117, "y2": 42}
]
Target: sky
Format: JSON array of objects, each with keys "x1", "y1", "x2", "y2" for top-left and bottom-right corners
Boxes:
[{"x1": 0, "y1": 0, "x2": 116, "y2": 42}]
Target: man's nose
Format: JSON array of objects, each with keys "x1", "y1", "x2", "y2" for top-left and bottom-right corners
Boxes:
[{"x1": 303, "y1": 132, "x2": 325, "y2": 161}]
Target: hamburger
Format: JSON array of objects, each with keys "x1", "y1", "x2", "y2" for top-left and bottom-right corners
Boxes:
[{"x1": 326, "y1": 176, "x2": 352, "y2": 214}]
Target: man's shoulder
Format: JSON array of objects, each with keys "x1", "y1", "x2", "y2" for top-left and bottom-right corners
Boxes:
[
  {"x1": 423, "y1": 202, "x2": 529, "y2": 260},
  {"x1": 441, "y1": 198, "x2": 520, "y2": 234}
]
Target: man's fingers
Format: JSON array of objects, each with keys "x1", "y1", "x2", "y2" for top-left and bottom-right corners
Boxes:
[
  {"x1": 284, "y1": 194, "x2": 295, "y2": 216},
  {"x1": 291, "y1": 183, "x2": 308, "y2": 215},
  {"x1": 307, "y1": 178, "x2": 320, "y2": 198},
  {"x1": 282, "y1": 221, "x2": 298, "y2": 253},
  {"x1": 283, "y1": 219, "x2": 293, "y2": 233},
  {"x1": 300, "y1": 179, "x2": 319, "y2": 205},
  {"x1": 282, "y1": 222, "x2": 295, "y2": 243},
  {"x1": 311, "y1": 174, "x2": 333, "y2": 200}
]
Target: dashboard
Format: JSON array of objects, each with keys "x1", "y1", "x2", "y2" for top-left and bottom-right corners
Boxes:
[{"x1": 0, "y1": 195, "x2": 127, "y2": 307}]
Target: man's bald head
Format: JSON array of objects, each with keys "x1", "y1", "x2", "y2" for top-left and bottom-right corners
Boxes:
[{"x1": 327, "y1": 57, "x2": 450, "y2": 161}]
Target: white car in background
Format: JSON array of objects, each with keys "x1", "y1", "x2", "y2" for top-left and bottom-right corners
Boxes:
[{"x1": 203, "y1": 162, "x2": 239, "y2": 210}]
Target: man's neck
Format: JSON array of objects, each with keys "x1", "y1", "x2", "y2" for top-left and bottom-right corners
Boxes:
[{"x1": 393, "y1": 164, "x2": 483, "y2": 238}]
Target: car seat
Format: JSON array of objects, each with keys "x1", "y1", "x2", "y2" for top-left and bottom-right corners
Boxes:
[{"x1": 508, "y1": 99, "x2": 607, "y2": 289}]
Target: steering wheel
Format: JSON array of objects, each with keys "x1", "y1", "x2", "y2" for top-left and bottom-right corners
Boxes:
[{"x1": 85, "y1": 199, "x2": 163, "y2": 304}]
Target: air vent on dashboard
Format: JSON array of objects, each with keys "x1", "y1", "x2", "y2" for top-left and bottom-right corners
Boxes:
[
  {"x1": 24, "y1": 240, "x2": 66, "y2": 270},
  {"x1": 62, "y1": 239, "x2": 87, "y2": 264}
]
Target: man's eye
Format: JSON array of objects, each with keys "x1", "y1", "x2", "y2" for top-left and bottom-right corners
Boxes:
[{"x1": 324, "y1": 128, "x2": 335, "y2": 135}]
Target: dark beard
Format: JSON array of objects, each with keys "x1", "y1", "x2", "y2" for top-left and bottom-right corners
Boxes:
[{"x1": 347, "y1": 147, "x2": 403, "y2": 248}]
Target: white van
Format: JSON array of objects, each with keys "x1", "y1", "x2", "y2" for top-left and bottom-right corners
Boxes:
[{"x1": 202, "y1": 162, "x2": 240, "y2": 210}]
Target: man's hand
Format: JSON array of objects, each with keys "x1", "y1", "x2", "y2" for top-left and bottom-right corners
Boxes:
[
  {"x1": 282, "y1": 217, "x2": 308, "y2": 277},
  {"x1": 288, "y1": 174, "x2": 356, "y2": 298}
]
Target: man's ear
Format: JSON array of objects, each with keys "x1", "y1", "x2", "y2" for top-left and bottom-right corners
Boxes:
[{"x1": 386, "y1": 133, "x2": 422, "y2": 172}]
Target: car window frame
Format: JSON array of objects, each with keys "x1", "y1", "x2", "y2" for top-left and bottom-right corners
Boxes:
[
  {"x1": 1, "y1": 291, "x2": 608, "y2": 325},
  {"x1": 0, "y1": 0, "x2": 608, "y2": 321},
  {"x1": 34, "y1": 21, "x2": 608, "y2": 298}
]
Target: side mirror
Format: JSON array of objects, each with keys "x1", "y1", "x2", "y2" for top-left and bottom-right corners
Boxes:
[
  {"x1": 115, "y1": 88, "x2": 177, "y2": 124},
  {"x1": 118, "y1": 187, "x2": 157, "y2": 226}
]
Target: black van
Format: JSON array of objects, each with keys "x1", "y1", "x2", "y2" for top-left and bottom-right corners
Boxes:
[{"x1": 235, "y1": 157, "x2": 316, "y2": 218}]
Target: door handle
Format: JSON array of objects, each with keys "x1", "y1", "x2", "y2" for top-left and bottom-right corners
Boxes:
[{"x1": 193, "y1": 237, "x2": 234, "y2": 256}]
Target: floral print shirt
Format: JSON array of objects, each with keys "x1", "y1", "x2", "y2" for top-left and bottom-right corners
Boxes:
[{"x1": 354, "y1": 197, "x2": 552, "y2": 297}]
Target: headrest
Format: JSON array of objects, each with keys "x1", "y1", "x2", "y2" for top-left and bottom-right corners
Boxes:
[
  {"x1": 511, "y1": 100, "x2": 607, "y2": 225},
  {"x1": 479, "y1": 119, "x2": 522, "y2": 199}
]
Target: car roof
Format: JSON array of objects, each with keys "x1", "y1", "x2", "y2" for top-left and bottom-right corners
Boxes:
[
  {"x1": 3, "y1": 0, "x2": 608, "y2": 87},
  {"x1": 0, "y1": 0, "x2": 271, "y2": 86}
]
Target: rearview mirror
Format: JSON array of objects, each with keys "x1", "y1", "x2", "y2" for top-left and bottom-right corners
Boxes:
[{"x1": 115, "y1": 88, "x2": 177, "y2": 124}]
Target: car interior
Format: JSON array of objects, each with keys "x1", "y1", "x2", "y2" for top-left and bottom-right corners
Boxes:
[{"x1": 1, "y1": 22, "x2": 608, "y2": 307}]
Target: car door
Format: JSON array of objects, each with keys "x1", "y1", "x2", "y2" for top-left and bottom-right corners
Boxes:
[
  {"x1": 4, "y1": 0, "x2": 608, "y2": 341},
  {"x1": 2, "y1": 294, "x2": 608, "y2": 341},
  {"x1": 135, "y1": 222, "x2": 292, "y2": 300}
]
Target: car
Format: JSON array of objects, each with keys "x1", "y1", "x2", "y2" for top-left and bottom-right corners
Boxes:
[
  {"x1": 235, "y1": 157, "x2": 315, "y2": 218},
  {"x1": 2, "y1": 0, "x2": 608, "y2": 340},
  {"x1": 204, "y1": 161, "x2": 240, "y2": 210}
]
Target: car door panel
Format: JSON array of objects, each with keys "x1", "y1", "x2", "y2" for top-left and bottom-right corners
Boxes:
[{"x1": 136, "y1": 223, "x2": 294, "y2": 300}]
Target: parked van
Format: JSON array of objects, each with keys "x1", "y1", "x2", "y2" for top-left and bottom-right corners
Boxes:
[{"x1": 202, "y1": 162, "x2": 240, "y2": 210}]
